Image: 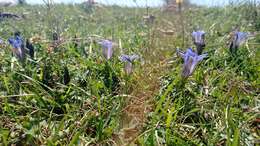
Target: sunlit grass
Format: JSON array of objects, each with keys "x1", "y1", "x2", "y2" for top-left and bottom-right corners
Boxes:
[{"x1": 0, "y1": 1, "x2": 259, "y2": 146}]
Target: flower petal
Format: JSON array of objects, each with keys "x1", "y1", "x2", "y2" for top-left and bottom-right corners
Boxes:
[
  {"x1": 234, "y1": 31, "x2": 248, "y2": 47},
  {"x1": 100, "y1": 40, "x2": 113, "y2": 60},
  {"x1": 129, "y1": 54, "x2": 139, "y2": 61},
  {"x1": 124, "y1": 62, "x2": 133, "y2": 75},
  {"x1": 120, "y1": 54, "x2": 139, "y2": 62},
  {"x1": 192, "y1": 30, "x2": 205, "y2": 45},
  {"x1": 197, "y1": 53, "x2": 207, "y2": 61},
  {"x1": 119, "y1": 54, "x2": 130, "y2": 62},
  {"x1": 177, "y1": 48, "x2": 185, "y2": 59},
  {"x1": 179, "y1": 48, "x2": 207, "y2": 78}
]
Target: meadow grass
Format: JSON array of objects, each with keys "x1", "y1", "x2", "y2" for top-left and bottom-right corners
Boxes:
[{"x1": 0, "y1": 1, "x2": 259, "y2": 146}]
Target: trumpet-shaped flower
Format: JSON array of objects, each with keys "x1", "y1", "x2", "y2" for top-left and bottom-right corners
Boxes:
[
  {"x1": 229, "y1": 31, "x2": 249, "y2": 55},
  {"x1": 119, "y1": 54, "x2": 139, "y2": 62},
  {"x1": 177, "y1": 48, "x2": 207, "y2": 78},
  {"x1": 230, "y1": 31, "x2": 248, "y2": 50},
  {"x1": 119, "y1": 54, "x2": 139, "y2": 74},
  {"x1": 234, "y1": 31, "x2": 248, "y2": 46},
  {"x1": 8, "y1": 33, "x2": 25, "y2": 60},
  {"x1": 99, "y1": 40, "x2": 113, "y2": 60},
  {"x1": 192, "y1": 30, "x2": 206, "y2": 55},
  {"x1": 192, "y1": 30, "x2": 205, "y2": 45},
  {"x1": 0, "y1": 12, "x2": 20, "y2": 20},
  {"x1": 26, "y1": 39, "x2": 34, "y2": 59}
]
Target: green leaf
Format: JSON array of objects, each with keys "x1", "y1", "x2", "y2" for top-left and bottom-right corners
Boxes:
[
  {"x1": 232, "y1": 128, "x2": 240, "y2": 146},
  {"x1": 68, "y1": 132, "x2": 81, "y2": 146}
]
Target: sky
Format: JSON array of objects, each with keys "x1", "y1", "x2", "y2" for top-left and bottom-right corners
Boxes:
[{"x1": 25, "y1": 0, "x2": 231, "y2": 7}]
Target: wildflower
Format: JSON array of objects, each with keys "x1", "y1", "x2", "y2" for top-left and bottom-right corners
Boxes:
[
  {"x1": 0, "y1": 12, "x2": 20, "y2": 20},
  {"x1": 63, "y1": 66, "x2": 70, "y2": 85},
  {"x1": 192, "y1": 30, "x2": 206, "y2": 55},
  {"x1": 119, "y1": 54, "x2": 139, "y2": 75},
  {"x1": 26, "y1": 39, "x2": 34, "y2": 59},
  {"x1": 52, "y1": 32, "x2": 60, "y2": 49},
  {"x1": 143, "y1": 15, "x2": 155, "y2": 24},
  {"x1": 99, "y1": 40, "x2": 113, "y2": 60},
  {"x1": 52, "y1": 32, "x2": 59, "y2": 41},
  {"x1": 229, "y1": 31, "x2": 248, "y2": 55},
  {"x1": 177, "y1": 48, "x2": 207, "y2": 78},
  {"x1": 0, "y1": 1, "x2": 18, "y2": 7},
  {"x1": 8, "y1": 32, "x2": 25, "y2": 60},
  {"x1": 42, "y1": 62, "x2": 54, "y2": 87}
]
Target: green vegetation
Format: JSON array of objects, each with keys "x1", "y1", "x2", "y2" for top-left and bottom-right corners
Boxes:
[{"x1": 0, "y1": 2, "x2": 259, "y2": 145}]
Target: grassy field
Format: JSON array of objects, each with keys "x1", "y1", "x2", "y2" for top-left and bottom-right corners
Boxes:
[{"x1": 0, "y1": 1, "x2": 259, "y2": 146}]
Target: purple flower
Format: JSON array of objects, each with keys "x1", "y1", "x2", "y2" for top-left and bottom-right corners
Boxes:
[
  {"x1": 99, "y1": 40, "x2": 113, "y2": 60},
  {"x1": 192, "y1": 30, "x2": 206, "y2": 55},
  {"x1": 119, "y1": 54, "x2": 139, "y2": 74},
  {"x1": 119, "y1": 54, "x2": 139, "y2": 62},
  {"x1": 0, "y1": 38, "x2": 3, "y2": 44},
  {"x1": 229, "y1": 31, "x2": 249, "y2": 54},
  {"x1": 192, "y1": 30, "x2": 205, "y2": 45},
  {"x1": 8, "y1": 33, "x2": 25, "y2": 60},
  {"x1": 232, "y1": 31, "x2": 248, "y2": 48},
  {"x1": 124, "y1": 62, "x2": 133, "y2": 75},
  {"x1": 177, "y1": 48, "x2": 207, "y2": 78}
]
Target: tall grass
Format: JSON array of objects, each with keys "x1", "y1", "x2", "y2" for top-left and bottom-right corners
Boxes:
[{"x1": 0, "y1": 1, "x2": 259, "y2": 145}]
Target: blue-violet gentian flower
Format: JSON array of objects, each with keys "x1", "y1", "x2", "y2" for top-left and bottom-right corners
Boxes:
[
  {"x1": 119, "y1": 54, "x2": 139, "y2": 75},
  {"x1": 99, "y1": 40, "x2": 113, "y2": 60},
  {"x1": 229, "y1": 31, "x2": 248, "y2": 54},
  {"x1": 177, "y1": 48, "x2": 207, "y2": 78},
  {"x1": 8, "y1": 33, "x2": 25, "y2": 60},
  {"x1": 192, "y1": 30, "x2": 206, "y2": 55}
]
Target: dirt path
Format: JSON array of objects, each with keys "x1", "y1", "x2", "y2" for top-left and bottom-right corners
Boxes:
[
  {"x1": 114, "y1": 59, "x2": 169, "y2": 146},
  {"x1": 112, "y1": 18, "x2": 177, "y2": 145}
]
